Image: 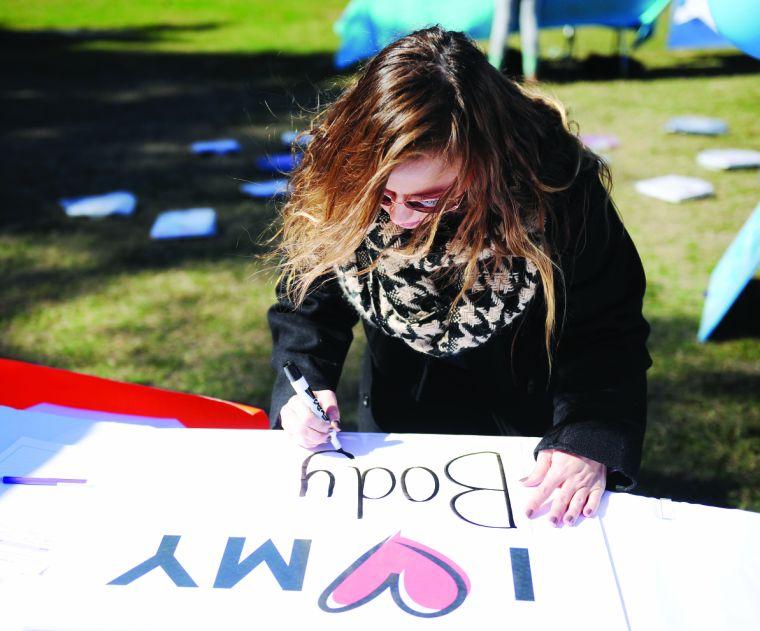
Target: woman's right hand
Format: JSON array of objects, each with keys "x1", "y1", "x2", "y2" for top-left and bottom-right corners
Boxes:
[{"x1": 279, "y1": 389, "x2": 341, "y2": 448}]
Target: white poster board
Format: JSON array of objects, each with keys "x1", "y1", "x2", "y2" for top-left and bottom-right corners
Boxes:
[{"x1": 2, "y1": 427, "x2": 627, "y2": 630}]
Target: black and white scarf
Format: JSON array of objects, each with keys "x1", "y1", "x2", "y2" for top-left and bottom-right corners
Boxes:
[{"x1": 333, "y1": 209, "x2": 540, "y2": 357}]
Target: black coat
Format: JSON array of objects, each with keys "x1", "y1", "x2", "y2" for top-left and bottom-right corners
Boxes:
[{"x1": 267, "y1": 168, "x2": 652, "y2": 491}]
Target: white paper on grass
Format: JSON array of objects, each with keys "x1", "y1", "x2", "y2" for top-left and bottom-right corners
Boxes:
[
  {"x1": 635, "y1": 174, "x2": 714, "y2": 203},
  {"x1": 60, "y1": 191, "x2": 136, "y2": 218},
  {"x1": 149, "y1": 208, "x2": 217, "y2": 240},
  {"x1": 3, "y1": 430, "x2": 627, "y2": 631},
  {"x1": 697, "y1": 148, "x2": 760, "y2": 171},
  {"x1": 664, "y1": 116, "x2": 728, "y2": 136}
]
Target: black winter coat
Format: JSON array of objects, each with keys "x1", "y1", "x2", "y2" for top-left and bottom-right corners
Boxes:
[{"x1": 267, "y1": 167, "x2": 652, "y2": 491}]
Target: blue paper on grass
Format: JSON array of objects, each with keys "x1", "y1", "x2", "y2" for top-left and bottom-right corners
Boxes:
[
  {"x1": 665, "y1": 116, "x2": 728, "y2": 136},
  {"x1": 190, "y1": 139, "x2": 241, "y2": 156},
  {"x1": 255, "y1": 152, "x2": 302, "y2": 173},
  {"x1": 60, "y1": 191, "x2": 136, "y2": 218},
  {"x1": 240, "y1": 180, "x2": 290, "y2": 198},
  {"x1": 698, "y1": 203, "x2": 760, "y2": 341},
  {"x1": 149, "y1": 208, "x2": 217, "y2": 240},
  {"x1": 280, "y1": 131, "x2": 314, "y2": 147}
]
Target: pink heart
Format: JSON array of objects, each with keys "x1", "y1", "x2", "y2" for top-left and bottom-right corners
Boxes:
[{"x1": 319, "y1": 533, "x2": 470, "y2": 617}]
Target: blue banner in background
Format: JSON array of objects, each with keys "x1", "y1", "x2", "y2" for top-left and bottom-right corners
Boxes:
[
  {"x1": 334, "y1": 0, "x2": 671, "y2": 68},
  {"x1": 698, "y1": 204, "x2": 760, "y2": 342},
  {"x1": 667, "y1": 0, "x2": 734, "y2": 51}
]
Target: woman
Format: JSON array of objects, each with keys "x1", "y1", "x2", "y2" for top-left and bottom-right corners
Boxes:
[
  {"x1": 266, "y1": 27, "x2": 651, "y2": 526},
  {"x1": 488, "y1": 0, "x2": 543, "y2": 81}
]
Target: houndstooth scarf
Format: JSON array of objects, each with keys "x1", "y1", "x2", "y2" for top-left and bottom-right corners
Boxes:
[{"x1": 333, "y1": 209, "x2": 540, "y2": 357}]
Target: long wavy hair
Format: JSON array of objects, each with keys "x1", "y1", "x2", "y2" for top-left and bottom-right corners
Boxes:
[{"x1": 266, "y1": 26, "x2": 611, "y2": 366}]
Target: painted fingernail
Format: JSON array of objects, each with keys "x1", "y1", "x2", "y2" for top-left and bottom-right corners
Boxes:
[
  {"x1": 519, "y1": 476, "x2": 528, "y2": 482},
  {"x1": 526, "y1": 509, "x2": 534, "y2": 518},
  {"x1": 549, "y1": 516, "x2": 557, "y2": 525},
  {"x1": 566, "y1": 515, "x2": 575, "y2": 524}
]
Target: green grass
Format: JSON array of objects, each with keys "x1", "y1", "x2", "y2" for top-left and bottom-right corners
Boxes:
[
  {"x1": 1, "y1": 0, "x2": 346, "y2": 52},
  {"x1": 1, "y1": 3, "x2": 758, "y2": 510}
]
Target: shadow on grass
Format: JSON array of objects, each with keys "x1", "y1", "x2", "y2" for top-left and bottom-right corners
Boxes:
[
  {"x1": 633, "y1": 469, "x2": 754, "y2": 510},
  {"x1": 1, "y1": 25, "x2": 343, "y2": 229},
  {"x1": 636, "y1": 316, "x2": 759, "y2": 509},
  {"x1": 0, "y1": 25, "x2": 336, "y2": 231},
  {"x1": 0, "y1": 22, "x2": 225, "y2": 46},
  {"x1": 1, "y1": 25, "x2": 347, "y2": 321},
  {"x1": 493, "y1": 46, "x2": 758, "y2": 83}
]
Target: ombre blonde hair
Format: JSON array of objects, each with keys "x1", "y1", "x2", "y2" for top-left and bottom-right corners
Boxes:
[{"x1": 266, "y1": 26, "x2": 612, "y2": 368}]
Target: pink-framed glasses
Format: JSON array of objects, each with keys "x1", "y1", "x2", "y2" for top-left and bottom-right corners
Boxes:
[{"x1": 380, "y1": 189, "x2": 464, "y2": 214}]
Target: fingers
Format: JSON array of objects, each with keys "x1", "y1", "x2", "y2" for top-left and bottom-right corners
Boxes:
[
  {"x1": 583, "y1": 464, "x2": 606, "y2": 518},
  {"x1": 584, "y1": 485, "x2": 604, "y2": 518},
  {"x1": 315, "y1": 390, "x2": 341, "y2": 430},
  {"x1": 563, "y1": 487, "x2": 591, "y2": 525},
  {"x1": 524, "y1": 470, "x2": 564, "y2": 518},
  {"x1": 520, "y1": 449, "x2": 552, "y2": 487},
  {"x1": 546, "y1": 480, "x2": 580, "y2": 526},
  {"x1": 281, "y1": 390, "x2": 340, "y2": 449},
  {"x1": 281, "y1": 406, "x2": 328, "y2": 448},
  {"x1": 548, "y1": 479, "x2": 605, "y2": 526},
  {"x1": 523, "y1": 451, "x2": 607, "y2": 525}
]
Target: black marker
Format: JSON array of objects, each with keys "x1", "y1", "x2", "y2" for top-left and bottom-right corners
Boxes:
[{"x1": 283, "y1": 361, "x2": 351, "y2": 456}]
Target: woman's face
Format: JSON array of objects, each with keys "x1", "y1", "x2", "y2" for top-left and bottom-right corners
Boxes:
[{"x1": 383, "y1": 154, "x2": 461, "y2": 229}]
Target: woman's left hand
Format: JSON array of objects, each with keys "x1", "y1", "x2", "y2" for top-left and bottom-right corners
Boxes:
[{"x1": 521, "y1": 449, "x2": 606, "y2": 526}]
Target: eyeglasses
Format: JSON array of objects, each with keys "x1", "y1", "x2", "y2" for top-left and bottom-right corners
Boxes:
[{"x1": 380, "y1": 190, "x2": 463, "y2": 214}]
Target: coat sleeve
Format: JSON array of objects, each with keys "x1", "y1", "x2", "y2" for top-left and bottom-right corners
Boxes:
[
  {"x1": 532, "y1": 169, "x2": 653, "y2": 491},
  {"x1": 267, "y1": 272, "x2": 360, "y2": 428}
]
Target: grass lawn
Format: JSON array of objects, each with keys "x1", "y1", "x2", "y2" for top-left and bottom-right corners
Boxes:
[{"x1": 1, "y1": 2, "x2": 758, "y2": 509}]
